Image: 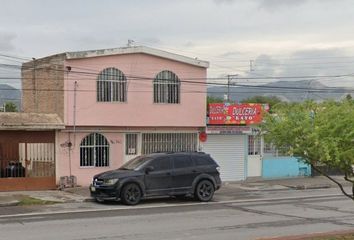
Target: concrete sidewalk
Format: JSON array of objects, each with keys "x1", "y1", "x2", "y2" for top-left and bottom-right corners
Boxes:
[{"x1": 0, "y1": 175, "x2": 351, "y2": 207}]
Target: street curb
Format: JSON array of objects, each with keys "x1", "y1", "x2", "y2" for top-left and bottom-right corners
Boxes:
[
  {"x1": 83, "y1": 197, "x2": 95, "y2": 202},
  {"x1": 257, "y1": 228, "x2": 354, "y2": 240},
  {"x1": 287, "y1": 184, "x2": 331, "y2": 190},
  {"x1": 0, "y1": 200, "x2": 19, "y2": 207}
]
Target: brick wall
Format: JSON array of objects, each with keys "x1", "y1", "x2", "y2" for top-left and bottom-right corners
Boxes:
[{"x1": 22, "y1": 54, "x2": 65, "y2": 120}]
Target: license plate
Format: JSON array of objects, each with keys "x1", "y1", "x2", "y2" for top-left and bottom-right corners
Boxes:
[{"x1": 90, "y1": 186, "x2": 96, "y2": 192}]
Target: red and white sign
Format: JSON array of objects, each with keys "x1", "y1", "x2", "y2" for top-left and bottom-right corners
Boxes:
[{"x1": 208, "y1": 103, "x2": 264, "y2": 125}]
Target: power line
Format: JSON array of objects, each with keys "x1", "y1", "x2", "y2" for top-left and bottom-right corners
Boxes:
[{"x1": 2, "y1": 62, "x2": 354, "y2": 81}]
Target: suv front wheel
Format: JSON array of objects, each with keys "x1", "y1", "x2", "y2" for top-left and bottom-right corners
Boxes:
[
  {"x1": 121, "y1": 183, "x2": 142, "y2": 205},
  {"x1": 195, "y1": 180, "x2": 215, "y2": 202}
]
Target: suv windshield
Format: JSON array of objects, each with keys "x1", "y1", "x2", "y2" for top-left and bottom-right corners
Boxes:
[{"x1": 119, "y1": 156, "x2": 152, "y2": 170}]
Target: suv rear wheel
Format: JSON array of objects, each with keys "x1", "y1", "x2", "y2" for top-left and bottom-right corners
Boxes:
[
  {"x1": 121, "y1": 183, "x2": 142, "y2": 205},
  {"x1": 195, "y1": 180, "x2": 215, "y2": 202}
]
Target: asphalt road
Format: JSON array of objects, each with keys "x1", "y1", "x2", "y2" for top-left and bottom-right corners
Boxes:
[{"x1": 1, "y1": 189, "x2": 354, "y2": 240}]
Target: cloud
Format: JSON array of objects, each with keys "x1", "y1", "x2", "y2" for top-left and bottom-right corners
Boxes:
[
  {"x1": 0, "y1": 32, "x2": 16, "y2": 52},
  {"x1": 251, "y1": 54, "x2": 279, "y2": 76},
  {"x1": 256, "y1": 0, "x2": 307, "y2": 11},
  {"x1": 239, "y1": 48, "x2": 354, "y2": 87},
  {"x1": 213, "y1": 0, "x2": 236, "y2": 5},
  {"x1": 218, "y1": 51, "x2": 249, "y2": 58}
]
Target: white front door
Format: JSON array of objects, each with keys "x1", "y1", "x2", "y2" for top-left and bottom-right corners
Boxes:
[
  {"x1": 247, "y1": 155, "x2": 262, "y2": 177},
  {"x1": 247, "y1": 135, "x2": 262, "y2": 177}
]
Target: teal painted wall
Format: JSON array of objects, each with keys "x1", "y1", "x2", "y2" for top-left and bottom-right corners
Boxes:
[{"x1": 262, "y1": 156, "x2": 311, "y2": 178}]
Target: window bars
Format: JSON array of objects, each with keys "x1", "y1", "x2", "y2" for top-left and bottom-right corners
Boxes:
[
  {"x1": 141, "y1": 133, "x2": 197, "y2": 154},
  {"x1": 153, "y1": 70, "x2": 180, "y2": 104},
  {"x1": 248, "y1": 135, "x2": 261, "y2": 155},
  {"x1": 80, "y1": 133, "x2": 109, "y2": 167},
  {"x1": 125, "y1": 133, "x2": 138, "y2": 155},
  {"x1": 97, "y1": 68, "x2": 127, "y2": 102}
]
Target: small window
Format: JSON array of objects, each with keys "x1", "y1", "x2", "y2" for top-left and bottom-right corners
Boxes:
[
  {"x1": 193, "y1": 155, "x2": 214, "y2": 166},
  {"x1": 248, "y1": 135, "x2": 261, "y2": 155},
  {"x1": 80, "y1": 133, "x2": 109, "y2": 167},
  {"x1": 173, "y1": 155, "x2": 192, "y2": 169},
  {"x1": 125, "y1": 133, "x2": 138, "y2": 155},
  {"x1": 148, "y1": 157, "x2": 172, "y2": 171}
]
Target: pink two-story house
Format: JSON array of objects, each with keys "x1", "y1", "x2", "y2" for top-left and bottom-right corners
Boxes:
[{"x1": 22, "y1": 46, "x2": 209, "y2": 186}]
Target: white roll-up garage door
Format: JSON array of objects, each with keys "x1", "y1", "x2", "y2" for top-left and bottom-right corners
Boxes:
[{"x1": 202, "y1": 135, "x2": 246, "y2": 181}]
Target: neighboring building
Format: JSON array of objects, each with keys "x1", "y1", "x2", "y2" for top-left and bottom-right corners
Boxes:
[
  {"x1": 0, "y1": 112, "x2": 64, "y2": 191},
  {"x1": 202, "y1": 125, "x2": 258, "y2": 181},
  {"x1": 202, "y1": 103, "x2": 264, "y2": 181},
  {"x1": 203, "y1": 103, "x2": 311, "y2": 181},
  {"x1": 22, "y1": 46, "x2": 209, "y2": 186}
]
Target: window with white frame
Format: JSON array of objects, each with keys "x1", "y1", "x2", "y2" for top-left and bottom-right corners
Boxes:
[
  {"x1": 248, "y1": 135, "x2": 261, "y2": 155},
  {"x1": 142, "y1": 133, "x2": 197, "y2": 154},
  {"x1": 80, "y1": 133, "x2": 109, "y2": 167},
  {"x1": 153, "y1": 70, "x2": 180, "y2": 104},
  {"x1": 125, "y1": 133, "x2": 138, "y2": 155},
  {"x1": 97, "y1": 67, "x2": 127, "y2": 102}
]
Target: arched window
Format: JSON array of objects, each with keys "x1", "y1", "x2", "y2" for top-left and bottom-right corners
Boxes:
[
  {"x1": 80, "y1": 133, "x2": 109, "y2": 167},
  {"x1": 153, "y1": 70, "x2": 180, "y2": 104},
  {"x1": 97, "y1": 68, "x2": 127, "y2": 102}
]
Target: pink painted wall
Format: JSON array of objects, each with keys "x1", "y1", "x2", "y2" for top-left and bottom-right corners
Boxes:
[
  {"x1": 56, "y1": 131, "x2": 124, "y2": 186},
  {"x1": 63, "y1": 53, "x2": 207, "y2": 127}
]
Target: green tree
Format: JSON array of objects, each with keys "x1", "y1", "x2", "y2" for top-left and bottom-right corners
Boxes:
[
  {"x1": 1, "y1": 102, "x2": 18, "y2": 112},
  {"x1": 207, "y1": 96, "x2": 224, "y2": 105},
  {"x1": 241, "y1": 95, "x2": 282, "y2": 113},
  {"x1": 261, "y1": 100, "x2": 354, "y2": 200}
]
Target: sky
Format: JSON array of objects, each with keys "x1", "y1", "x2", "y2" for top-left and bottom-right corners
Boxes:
[{"x1": 1, "y1": 0, "x2": 354, "y2": 89}]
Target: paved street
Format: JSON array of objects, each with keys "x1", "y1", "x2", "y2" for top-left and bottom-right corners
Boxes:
[{"x1": 1, "y1": 188, "x2": 354, "y2": 240}]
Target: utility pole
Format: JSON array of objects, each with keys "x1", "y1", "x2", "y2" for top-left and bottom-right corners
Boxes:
[
  {"x1": 250, "y1": 60, "x2": 255, "y2": 72},
  {"x1": 226, "y1": 74, "x2": 238, "y2": 102}
]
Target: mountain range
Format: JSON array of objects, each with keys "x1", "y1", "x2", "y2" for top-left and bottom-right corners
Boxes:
[
  {"x1": 207, "y1": 80, "x2": 352, "y2": 102},
  {"x1": 0, "y1": 84, "x2": 21, "y2": 110},
  {"x1": 0, "y1": 80, "x2": 351, "y2": 112}
]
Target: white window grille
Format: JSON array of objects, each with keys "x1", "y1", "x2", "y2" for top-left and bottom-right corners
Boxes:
[
  {"x1": 264, "y1": 142, "x2": 289, "y2": 157},
  {"x1": 80, "y1": 133, "x2": 109, "y2": 167},
  {"x1": 97, "y1": 67, "x2": 127, "y2": 102},
  {"x1": 125, "y1": 133, "x2": 138, "y2": 155},
  {"x1": 142, "y1": 133, "x2": 197, "y2": 154},
  {"x1": 153, "y1": 70, "x2": 180, "y2": 104},
  {"x1": 248, "y1": 135, "x2": 261, "y2": 155}
]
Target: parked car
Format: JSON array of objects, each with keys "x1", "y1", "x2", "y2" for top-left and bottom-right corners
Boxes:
[{"x1": 90, "y1": 152, "x2": 222, "y2": 205}]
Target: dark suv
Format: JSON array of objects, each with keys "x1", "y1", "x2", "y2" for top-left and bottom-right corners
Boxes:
[{"x1": 90, "y1": 152, "x2": 221, "y2": 205}]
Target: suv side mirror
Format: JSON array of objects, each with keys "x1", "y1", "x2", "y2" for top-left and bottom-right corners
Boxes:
[{"x1": 145, "y1": 166, "x2": 154, "y2": 173}]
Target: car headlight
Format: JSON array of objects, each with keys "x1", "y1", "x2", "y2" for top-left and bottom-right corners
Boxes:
[{"x1": 103, "y1": 178, "x2": 119, "y2": 186}]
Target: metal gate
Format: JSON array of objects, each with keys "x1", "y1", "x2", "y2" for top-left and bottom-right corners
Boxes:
[
  {"x1": 202, "y1": 135, "x2": 246, "y2": 181},
  {"x1": 0, "y1": 131, "x2": 56, "y2": 191}
]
